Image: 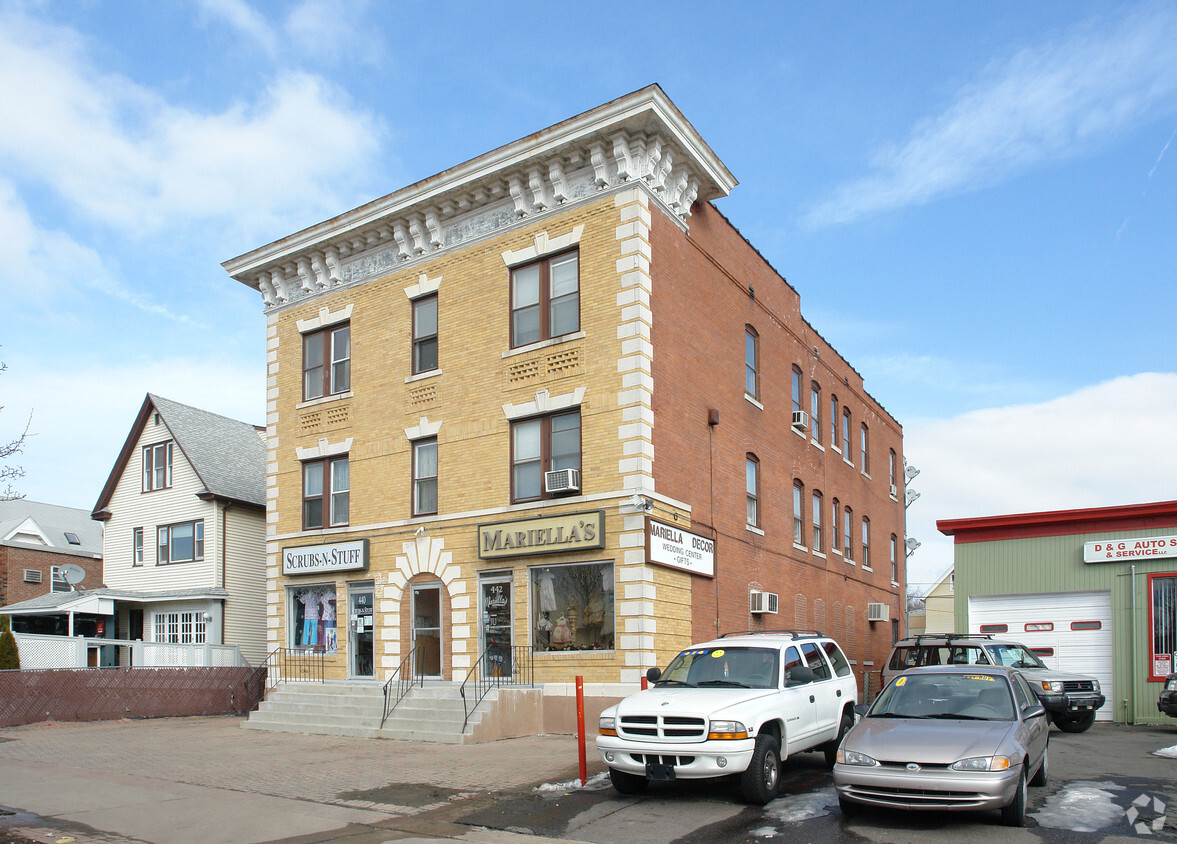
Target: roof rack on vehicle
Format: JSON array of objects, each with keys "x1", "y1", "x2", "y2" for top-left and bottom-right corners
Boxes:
[
  {"x1": 909, "y1": 633, "x2": 994, "y2": 645},
  {"x1": 718, "y1": 629, "x2": 825, "y2": 640}
]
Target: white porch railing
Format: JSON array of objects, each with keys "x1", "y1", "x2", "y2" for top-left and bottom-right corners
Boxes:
[{"x1": 11, "y1": 633, "x2": 247, "y2": 669}]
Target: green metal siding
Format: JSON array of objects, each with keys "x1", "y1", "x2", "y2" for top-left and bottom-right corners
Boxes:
[{"x1": 953, "y1": 527, "x2": 1177, "y2": 724}]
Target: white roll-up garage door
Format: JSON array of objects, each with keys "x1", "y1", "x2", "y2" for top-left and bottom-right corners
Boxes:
[{"x1": 969, "y1": 591, "x2": 1112, "y2": 721}]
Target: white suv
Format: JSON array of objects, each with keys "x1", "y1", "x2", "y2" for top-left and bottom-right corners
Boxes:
[{"x1": 596, "y1": 631, "x2": 858, "y2": 803}]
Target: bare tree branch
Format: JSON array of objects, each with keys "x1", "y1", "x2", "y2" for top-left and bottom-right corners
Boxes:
[{"x1": 0, "y1": 358, "x2": 32, "y2": 501}]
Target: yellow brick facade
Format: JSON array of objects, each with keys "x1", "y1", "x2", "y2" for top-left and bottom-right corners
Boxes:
[{"x1": 263, "y1": 188, "x2": 693, "y2": 686}]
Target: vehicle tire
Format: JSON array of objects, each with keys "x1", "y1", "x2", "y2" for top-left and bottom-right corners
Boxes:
[
  {"x1": 999, "y1": 768, "x2": 1027, "y2": 827},
  {"x1": 738, "y1": 732, "x2": 782, "y2": 805},
  {"x1": 1054, "y1": 711, "x2": 1095, "y2": 733},
  {"x1": 823, "y1": 710, "x2": 854, "y2": 768},
  {"x1": 1029, "y1": 745, "x2": 1048, "y2": 787},
  {"x1": 608, "y1": 767, "x2": 648, "y2": 795},
  {"x1": 838, "y1": 795, "x2": 858, "y2": 818}
]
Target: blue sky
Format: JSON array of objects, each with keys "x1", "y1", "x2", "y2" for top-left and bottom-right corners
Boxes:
[{"x1": 1, "y1": 0, "x2": 1175, "y2": 590}]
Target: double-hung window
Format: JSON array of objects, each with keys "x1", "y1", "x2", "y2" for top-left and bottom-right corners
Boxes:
[
  {"x1": 412, "y1": 295, "x2": 438, "y2": 374},
  {"x1": 511, "y1": 411, "x2": 580, "y2": 503},
  {"x1": 792, "y1": 480, "x2": 804, "y2": 545},
  {"x1": 841, "y1": 408, "x2": 852, "y2": 459},
  {"x1": 413, "y1": 438, "x2": 438, "y2": 516},
  {"x1": 303, "y1": 456, "x2": 350, "y2": 529},
  {"x1": 831, "y1": 499, "x2": 841, "y2": 553},
  {"x1": 791, "y1": 366, "x2": 803, "y2": 415},
  {"x1": 860, "y1": 424, "x2": 870, "y2": 474},
  {"x1": 157, "y1": 520, "x2": 204, "y2": 564},
  {"x1": 812, "y1": 490, "x2": 823, "y2": 552},
  {"x1": 746, "y1": 455, "x2": 760, "y2": 528},
  {"x1": 891, "y1": 534, "x2": 899, "y2": 582},
  {"x1": 810, "y1": 383, "x2": 821, "y2": 443},
  {"x1": 142, "y1": 441, "x2": 172, "y2": 491},
  {"x1": 303, "y1": 324, "x2": 350, "y2": 400},
  {"x1": 843, "y1": 506, "x2": 854, "y2": 562},
  {"x1": 745, "y1": 327, "x2": 759, "y2": 399},
  {"x1": 132, "y1": 527, "x2": 144, "y2": 566},
  {"x1": 861, "y1": 517, "x2": 872, "y2": 568},
  {"x1": 510, "y1": 251, "x2": 579, "y2": 347},
  {"x1": 829, "y1": 395, "x2": 839, "y2": 449}
]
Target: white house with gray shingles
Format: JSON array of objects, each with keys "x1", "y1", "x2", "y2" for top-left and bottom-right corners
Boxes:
[{"x1": 88, "y1": 394, "x2": 268, "y2": 665}]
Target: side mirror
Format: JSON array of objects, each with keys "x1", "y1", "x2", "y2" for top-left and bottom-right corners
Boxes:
[
  {"x1": 1023, "y1": 703, "x2": 1047, "y2": 720},
  {"x1": 646, "y1": 666, "x2": 662, "y2": 683},
  {"x1": 786, "y1": 665, "x2": 816, "y2": 686}
]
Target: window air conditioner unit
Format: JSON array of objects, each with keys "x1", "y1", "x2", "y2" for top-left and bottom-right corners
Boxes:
[
  {"x1": 867, "y1": 602, "x2": 889, "y2": 622},
  {"x1": 23, "y1": 569, "x2": 43, "y2": 584},
  {"x1": 750, "y1": 591, "x2": 779, "y2": 614},
  {"x1": 791, "y1": 410, "x2": 809, "y2": 430},
  {"x1": 544, "y1": 468, "x2": 581, "y2": 494}
]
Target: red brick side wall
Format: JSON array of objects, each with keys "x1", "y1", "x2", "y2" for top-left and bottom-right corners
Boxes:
[
  {"x1": 1, "y1": 545, "x2": 104, "y2": 607},
  {"x1": 649, "y1": 202, "x2": 906, "y2": 684}
]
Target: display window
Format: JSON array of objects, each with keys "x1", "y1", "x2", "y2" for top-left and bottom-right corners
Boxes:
[
  {"x1": 531, "y1": 561, "x2": 614, "y2": 652},
  {"x1": 290, "y1": 583, "x2": 338, "y2": 653},
  {"x1": 1149, "y1": 572, "x2": 1177, "y2": 680}
]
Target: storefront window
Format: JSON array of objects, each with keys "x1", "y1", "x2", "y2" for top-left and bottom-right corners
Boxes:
[
  {"x1": 532, "y1": 562, "x2": 614, "y2": 652},
  {"x1": 290, "y1": 584, "x2": 338, "y2": 653},
  {"x1": 1151, "y1": 573, "x2": 1177, "y2": 679}
]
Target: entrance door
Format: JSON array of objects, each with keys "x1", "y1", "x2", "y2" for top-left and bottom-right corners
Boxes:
[
  {"x1": 412, "y1": 583, "x2": 443, "y2": 678},
  {"x1": 348, "y1": 583, "x2": 374, "y2": 678},
  {"x1": 479, "y1": 574, "x2": 513, "y2": 679}
]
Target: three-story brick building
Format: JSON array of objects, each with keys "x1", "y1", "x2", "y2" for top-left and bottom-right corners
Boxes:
[{"x1": 223, "y1": 85, "x2": 905, "y2": 700}]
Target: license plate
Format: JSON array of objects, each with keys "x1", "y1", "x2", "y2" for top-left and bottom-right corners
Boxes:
[
  {"x1": 1071, "y1": 703, "x2": 1092, "y2": 710},
  {"x1": 645, "y1": 760, "x2": 676, "y2": 781}
]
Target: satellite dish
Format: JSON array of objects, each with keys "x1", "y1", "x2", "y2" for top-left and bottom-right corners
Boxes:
[{"x1": 59, "y1": 563, "x2": 86, "y2": 586}]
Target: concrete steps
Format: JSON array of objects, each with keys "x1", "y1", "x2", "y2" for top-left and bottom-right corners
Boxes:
[{"x1": 243, "y1": 682, "x2": 505, "y2": 743}]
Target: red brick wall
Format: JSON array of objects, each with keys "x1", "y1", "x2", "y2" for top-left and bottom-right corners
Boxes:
[
  {"x1": 649, "y1": 202, "x2": 905, "y2": 685},
  {"x1": 0, "y1": 545, "x2": 104, "y2": 607}
]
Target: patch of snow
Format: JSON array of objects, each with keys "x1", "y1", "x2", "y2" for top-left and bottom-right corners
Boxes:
[
  {"x1": 534, "y1": 771, "x2": 611, "y2": 793},
  {"x1": 763, "y1": 787, "x2": 839, "y2": 823},
  {"x1": 1030, "y1": 781, "x2": 1125, "y2": 832},
  {"x1": 1153, "y1": 744, "x2": 1177, "y2": 759},
  {"x1": 750, "y1": 825, "x2": 779, "y2": 837}
]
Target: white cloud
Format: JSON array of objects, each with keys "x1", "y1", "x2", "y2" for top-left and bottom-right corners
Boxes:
[
  {"x1": 195, "y1": 0, "x2": 278, "y2": 54},
  {"x1": 0, "y1": 7, "x2": 387, "y2": 241},
  {"x1": 1, "y1": 357, "x2": 264, "y2": 512},
  {"x1": 903, "y1": 372, "x2": 1177, "y2": 591},
  {"x1": 804, "y1": 3, "x2": 1177, "y2": 227}
]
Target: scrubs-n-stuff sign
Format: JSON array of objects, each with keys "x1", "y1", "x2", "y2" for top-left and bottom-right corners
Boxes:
[
  {"x1": 647, "y1": 519, "x2": 715, "y2": 577},
  {"x1": 1083, "y1": 534, "x2": 1177, "y2": 563}
]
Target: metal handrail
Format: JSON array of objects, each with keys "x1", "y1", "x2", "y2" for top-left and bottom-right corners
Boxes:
[
  {"x1": 236, "y1": 647, "x2": 326, "y2": 714},
  {"x1": 459, "y1": 644, "x2": 534, "y2": 732},
  {"x1": 380, "y1": 645, "x2": 424, "y2": 729}
]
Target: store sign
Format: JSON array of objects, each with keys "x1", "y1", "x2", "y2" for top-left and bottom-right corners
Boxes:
[
  {"x1": 282, "y1": 539, "x2": 369, "y2": 575},
  {"x1": 478, "y1": 510, "x2": 605, "y2": 559},
  {"x1": 1083, "y1": 534, "x2": 1177, "y2": 564},
  {"x1": 647, "y1": 519, "x2": 715, "y2": 577}
]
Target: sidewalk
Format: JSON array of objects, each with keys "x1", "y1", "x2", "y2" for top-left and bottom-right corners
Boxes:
[{"x1": 0, "y1": 716, "x2": 605, "y2": 844}]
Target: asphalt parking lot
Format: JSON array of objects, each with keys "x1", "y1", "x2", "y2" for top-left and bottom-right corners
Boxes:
[{"x1": 1, "y1": 716, "x2": 1175, "y2": 843}]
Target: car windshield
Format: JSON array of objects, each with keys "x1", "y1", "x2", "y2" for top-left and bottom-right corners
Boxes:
[
  {"x1": 658, "y1": 646, "x2": 779, "y2": 689},
  {"x1": 870, "y1": 673, "x2": 1016, "y2": 721},
  {"x1": 987, "y1": 644, "x2": 1047, "y2": 669}
]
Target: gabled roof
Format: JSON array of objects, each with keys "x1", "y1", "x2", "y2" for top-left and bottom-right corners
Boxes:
[
  {"x1": 92, "y1": 394, "x2": 265, "y2": 519},
  {"x1": 0, "y1": 499, "x2": 103, "y2": 557}
]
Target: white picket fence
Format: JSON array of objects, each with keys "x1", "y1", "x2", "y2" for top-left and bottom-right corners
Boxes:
[{"x1": 11, "y1": 633, "x2": 247, "y2": 669}]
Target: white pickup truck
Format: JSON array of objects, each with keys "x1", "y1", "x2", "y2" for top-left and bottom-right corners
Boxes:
[{"x1": 596, "y1": 631, "x2": 859, "y2": 803}]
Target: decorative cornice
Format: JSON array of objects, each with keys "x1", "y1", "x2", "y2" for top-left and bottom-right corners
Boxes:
[{"x1": 222, "y1": 85, "x2": 736, "y2": 311}]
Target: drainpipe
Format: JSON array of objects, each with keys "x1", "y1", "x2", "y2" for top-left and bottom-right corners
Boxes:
[
  {"x1": 221, "y1": 501, "x2": 230, "y2": 645},
  {"x1": 1129, "y1": 564, "x2": 1137, "y2": 725}
]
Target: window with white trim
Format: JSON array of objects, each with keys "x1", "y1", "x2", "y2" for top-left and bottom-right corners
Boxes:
[
  {"x1": 746, "y1": 454, "x2": 760, "y2": 528},
  {"x1": 152, "y1": 610, "x2": 207, "y2": 644},
  {"x1": 412, "y1": 295, "x2": 438, "y2": 374},
  {"x1": 413, "y1": 438, "x2": 438, "y2": 516},
  {"x1": 303, "y1": 323, "x2": 350, "y2": 400},
  {"x1": 303, "y1": 456, "x2": 349, "y2": 529},
  {"x1": 511, "y1": 411, "x2": 580, "y2": 503},
  {"x1": 861, "y1": 517, "x2": 871, "y2": 568},
  {"x1": 133, "y1": 527, "x2": 144, "y2": 566}
]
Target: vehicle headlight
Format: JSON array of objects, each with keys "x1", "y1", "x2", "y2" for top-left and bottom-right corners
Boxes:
[
  {"x1": 836, "y1": 748, "x2": 878, "y2": 767},
  {"x1": 598, "y1": 715, "x2": 616, "y2": 736},
  {"x1": 1166, "y1": 679, "x2": 1177, "y2": 692},
  {"x1": 951, "y1": 755, "x2": 1012, "y2": 772},
  {"x1": 1038, "y1": 680, "x2": 1064, "y2": 694},
  {"x1": 708, "y1": 720, "x2": 749, "y2": 740},
  {"x1": 1091, "y1": 679, "x2": 1100, "y2": 692}
]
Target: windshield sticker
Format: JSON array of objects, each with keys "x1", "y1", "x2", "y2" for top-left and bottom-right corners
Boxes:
[
  {"x1": 895, "y1": 677, "x2": 907, "y2": 686},
  {"x1": 711, "y1": 649, "x2": 725, "y2": 658},
  {"x1": 962, "y1": 674, "x2": 996, "y2": 682}
]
